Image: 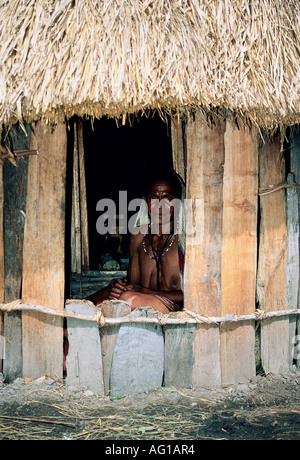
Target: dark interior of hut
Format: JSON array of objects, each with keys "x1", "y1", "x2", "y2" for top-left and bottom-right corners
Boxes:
[{"x1": 65, "y1": 113, "x2": 174, "y2": 297}]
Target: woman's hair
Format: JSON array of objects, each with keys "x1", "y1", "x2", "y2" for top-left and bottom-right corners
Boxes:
[{"x1": 145, "y1": 171, "x2": 182, "y2": 199}]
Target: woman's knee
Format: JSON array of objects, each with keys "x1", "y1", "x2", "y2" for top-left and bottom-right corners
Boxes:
[{"x1": 118, "y1": 291, "x2": 139, "y2": 308}]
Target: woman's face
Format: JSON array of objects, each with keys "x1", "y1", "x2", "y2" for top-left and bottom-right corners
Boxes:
[{"x1": 146, "y1": 180, "x2": 177, "y2": 231}]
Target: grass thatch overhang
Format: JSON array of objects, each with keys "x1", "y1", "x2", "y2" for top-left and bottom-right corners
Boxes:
[{"x1": 0, "y1": 0, "x2": 299, "y2": 132}]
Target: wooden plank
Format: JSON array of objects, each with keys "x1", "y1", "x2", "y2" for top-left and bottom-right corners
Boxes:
[
  {"x1": 8, "y1": 122, "x2": 31, "y2": 151},
  {"x1": 2, "y1": 123, "x2": 30, "y2": 380},
  {"x1": 0, "y1": 160, "x2": 4, "y2": 372},
  {"x1": 4, "y1": 160, "x2": 28, "y2": 302},
  {"x1": 184, "y1": 114, "x2": 225, "y2": 388},
  {"x1": 171, "y1": 115, "x2": 186, "y2": 183},
  {"x1": 3, "y1": 157, "x2": 28, "y2": 381},
  {"x1": 65, "y1": 301, "x2": 104, "y2": 394},
  {"x1": 220, "y1": 121, "x2": 257, "y2": 385},
  {"x1": 22, "y1": 122, "x2": 67, "y2": 380},
  {"x1": 164, "y1": 317, "x2": 196, "y2": 388},
  {"x1": 167, "y1": 115, "x2": 190, "y2": 389},
  {"x1": 286, "y1": 173, "x2": 299, "y2": 369},
  {"x1": 257, "y1": 133, "x2": 289, "y2": 374},
  {"x1": 0, "y1": 161, "x2": 3, "y2": 301},
  {"x1": 78, "y1": 119, "x2": 89, "y2": 271},
  {"x1": 100, "y1": 300, "x2": 131, "y2": 395},
  {"x1": 71, "y1": 121, "x2": 81, "y2": 274},
  {"x1": 110, "y1": 308, "x2": 164, "y2": 397},
  {"x1": 290, "y1": 128, "x2": 300, "y2": 369}
]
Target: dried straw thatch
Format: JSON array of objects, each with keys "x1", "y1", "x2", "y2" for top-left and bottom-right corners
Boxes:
[{"x1": 0, "y1": 0, "x2": 299, "y2": 128}]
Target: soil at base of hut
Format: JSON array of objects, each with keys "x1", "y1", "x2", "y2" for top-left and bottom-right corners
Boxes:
[{"x1": 0, "y1": 371, "x2": 299, "y2": 441}]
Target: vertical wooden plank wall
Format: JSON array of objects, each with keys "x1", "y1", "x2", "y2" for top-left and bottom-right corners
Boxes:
[
  {"x1": 185, "y1": 114, "x2": 225, "y2": 388},
  {"x1": 257, "y1": 133, "x2": 289, "y2": 374},
  {"x1": 185, "y1": 114, "x2": 258, "y2": 387},
  {"x1": 220, "y1": 121, "x2": 257, "y2": 385},
  {"x1": 22, "y1": 122, "x2": 67, "y2": 380}
]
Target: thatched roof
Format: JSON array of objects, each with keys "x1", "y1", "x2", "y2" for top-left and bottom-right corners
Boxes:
[{"x1": 0, "y1": 0, "x2": 299, "y2": 129}]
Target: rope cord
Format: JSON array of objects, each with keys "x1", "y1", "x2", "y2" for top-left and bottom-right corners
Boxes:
[
  {"x1": 0, "y1": 300, "x2": 299, "y2": 327},
  {"x1": 259, "y1": 180, "x2": 300, "y2": 196}
]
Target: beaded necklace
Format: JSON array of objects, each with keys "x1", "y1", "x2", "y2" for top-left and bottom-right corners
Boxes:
[
  {"x1": 142, "y1": 231, "x2": 176, "y2": 259},
  {"x1": 142, "y1": 218, "x2": 179, "y2": 290}
]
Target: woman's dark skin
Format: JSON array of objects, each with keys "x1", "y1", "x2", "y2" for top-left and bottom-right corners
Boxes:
[{"x1": 87, "y1": 179, "x2": 183, "y2": 313}]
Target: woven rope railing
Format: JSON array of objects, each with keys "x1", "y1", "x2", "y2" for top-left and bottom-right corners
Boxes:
[{"x1": 0, "y1": 299, "x2": 299, "y2": 327}]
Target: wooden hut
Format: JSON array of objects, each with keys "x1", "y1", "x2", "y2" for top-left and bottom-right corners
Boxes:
[{"x1": 0, "y1": 0, "x2": 299, "y2": 389}]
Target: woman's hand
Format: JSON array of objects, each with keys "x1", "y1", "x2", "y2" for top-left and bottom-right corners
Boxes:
[
  {"x1": 125, "y1": 283, "x2": 149, "y2": 294},
  {"x1": 108, "y1": 278, "x2": 127, "y2": 299}
]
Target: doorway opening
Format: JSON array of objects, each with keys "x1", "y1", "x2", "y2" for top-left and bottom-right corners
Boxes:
[{"x1": 67, "y1": 113, "x2": 175, "y2": 298}]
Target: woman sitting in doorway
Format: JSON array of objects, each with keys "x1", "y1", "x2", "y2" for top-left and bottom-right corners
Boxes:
[{"x1": 87, "y1": 173, "x2": 184, "y2": 314}]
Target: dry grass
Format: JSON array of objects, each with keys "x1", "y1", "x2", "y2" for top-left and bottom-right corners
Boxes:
[
  {"x1": 0, "y1": 0, "x2": 299, "y2": 129},
  {"x1": 0, "y1": 382, "x2": 299, "y2": 440}
]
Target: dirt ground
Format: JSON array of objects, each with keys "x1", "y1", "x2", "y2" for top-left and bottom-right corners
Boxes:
[{"x1": 0, "y1": 371, "x2": 299, "y2": 441}]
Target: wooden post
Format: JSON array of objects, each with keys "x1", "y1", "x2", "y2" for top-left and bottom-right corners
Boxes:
[
  {"x1": 22, "y1": 122, "x2": 67, "y2": 380},
  {"x1": 3, "y1": 157, "x2": 28, "y2": 381},
  {"x1": 257, "y1": 132, "x2": 289, "y2": 374},
  {"x1": 171, "y1": 115, "x2": 186, "y2": 183},
  {"x1": 2, "y1": 122, "x2": 30, "y2": 381},
  {"x1": 184, "y1": 114, "x2": 225, "y2": 388},
  {"x1": 220, "y1": 121, "x2": 257, "y2": 385},
  {"x1": 0, "y1": 161, "x2": 4, "y2": 304},
  {"x1": 71, "y1": 119, "x2": 89, "y2": 274},
  {"x1": 100, "y1": 300, "x2": 131, "y2": 395},
  {"x1": 289, "y1": 128, "x2": 300, "y2": 369},
  {"x1": 65, "y1": 301, "x2": 104, "y2": 394},
  {"x1": 78, "y1": 119, "x2": 90, "y2": 271},
  {"x1": 71, "y1": 121, "x2": 82, "y2": 274},
  {"x1": 164, "y1": 321, "x2": 196, "y2": 388},
  {"x1": 286, "y1": 172, "x2": 299, "y2": 369},
  {"x1": 0, "y1": 160, "x2": 4, "y2": 372},
  {"x1": 167, "y1": 114, "x2": 194, "y2": 388}
]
